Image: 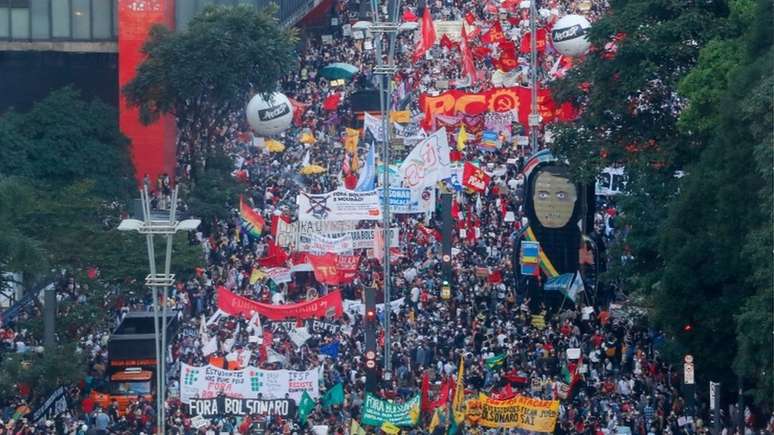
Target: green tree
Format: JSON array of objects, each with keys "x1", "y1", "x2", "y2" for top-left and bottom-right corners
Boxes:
[
  {"x1": 0, "y1": 87, "x2": 134, "y2": 201},
  {"x1": 549, "y1": 0, "x2": 728, "y2": 297},
  {"x1": 0, "y1": 345, "x2": 86, "y2": 402},
  {"x1": 123, "y1": 4, "x2": 298, "y2": 178}
]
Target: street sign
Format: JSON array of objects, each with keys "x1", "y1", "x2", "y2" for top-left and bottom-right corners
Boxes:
[
  {"x1": 366, "y1": 351, "x2": 376, "y2": 360},
  {"x1": 366, "y1": 360, "x2": 376, "y2": 369},
  {"x1": 684, "y1": 354, "x2": 694, "y2": 364}
]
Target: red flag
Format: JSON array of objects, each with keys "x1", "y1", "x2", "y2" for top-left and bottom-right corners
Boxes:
[
  {"x1": 472, "y1": 45, "x2": 491, "y2": 61},
  {"x1": 412, "y1": 8, "x2": 436, "y2": 62},
  {"x1": 481, "y1": 21, "x2": 504, "y2": 44},
  {"x1": 464, "y1": 11, "x2": 476, "y2": 25},
  {"x1": 440, "y1": 33, "x2": 456, "y2": 50},
  {"x1": 323, "y1": 93, "x2": 341, "y2": 111},
  {"x1": 430, "y1": 377, "x2": 453, "y2": 409},
  {"x1": 462, "y1": 162, "x2": 491, "y2": 192},
  {"x1": 520, "y1": 28, "x2": 547, "y2": 53},
  {"x1": 403, "y1": 8, "x2": 418, "y2": 22},
  {"x1": 420, "y1": 373, "x2": 431, "y2": 412},
  {"x1": 258, "y1": 242, "x2": 288, "y2": 268},
  {"x1": 459, "y1": 25, "x2": 477, "y2": 83},
  {"x1": 496, "y1": 39, "x2": 518, "y2": 72},
  {"x1": 287, "y1": 97, "x2": 309, "y2": 127},
  {"x1": 451, "y1": 199, "x2": 460, "y2": 220}
]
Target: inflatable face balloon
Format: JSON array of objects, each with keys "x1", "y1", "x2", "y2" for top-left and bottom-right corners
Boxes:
[
  {"x1": 532, "y1": 168, "x2": 578, "y2": 228},
  {"x1": 246, "y1": 92, "x2": 293, "y2": 136}
]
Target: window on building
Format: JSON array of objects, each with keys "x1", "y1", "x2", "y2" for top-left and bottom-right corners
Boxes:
[
  {"x1": 72, "y1": 0, "x2": 90, "y2": 39},
  {"x1": 0, "y1": 0, "x2": 9, "y2": 39},
  {"x1": 10, "y1": 0, "x2": 30, "y2": 39},
  {"x1": 29, "y1": 0, "x2": 49, "y2": 39},
  {"x1": 92, "y1": 0, "x2": 112, "y2": 39},
  {"x1": 51, "y1": 0, "x2": 70, "y2": 38}
]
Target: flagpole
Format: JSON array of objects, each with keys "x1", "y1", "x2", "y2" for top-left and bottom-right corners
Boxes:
[
  {"x1": 528, "y1": 0, "x2": 540, "y2": 155},
  {"x1": 370, "y1": 0, "x2": 402, "y2": 385}
]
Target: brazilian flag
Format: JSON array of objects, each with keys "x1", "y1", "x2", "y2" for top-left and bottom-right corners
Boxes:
[{"x1": 485, "y1": 354, "x2": 506, "y2": 369}]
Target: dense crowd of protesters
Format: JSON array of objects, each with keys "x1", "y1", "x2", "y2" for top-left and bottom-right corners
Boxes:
[{"x1": 0, "y1": 0, "x2": 771, "y2": 434}]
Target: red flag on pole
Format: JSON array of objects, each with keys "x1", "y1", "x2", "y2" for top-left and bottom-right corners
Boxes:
[
  {"x1": 459, "y1": 25, "x2": 477, "y2": 83},
  {"x1": 412, "y1": 7, "x2": 437, "y2": 62},
  {"x1": 481, "y1": 21, "x2": 505, "y2": 44}
]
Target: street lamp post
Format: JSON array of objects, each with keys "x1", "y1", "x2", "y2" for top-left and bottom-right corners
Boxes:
[
  {"x1": 369, "y1": 0, "x2": 401, "y2": 383},
  {"x1": 528, "y1": 0, "x2": 541, "y2": 154},
  {"x1": 118, "y1": 186, "x2": 200, "y2": 435}
]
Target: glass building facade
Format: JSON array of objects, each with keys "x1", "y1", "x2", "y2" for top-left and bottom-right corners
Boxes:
[{"x1": 0, "y1": 0, "x2": 308, "y2": 41}]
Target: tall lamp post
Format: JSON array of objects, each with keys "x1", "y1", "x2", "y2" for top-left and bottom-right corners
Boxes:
[
  {"x1": 369, "y1": 0, "x2": 401, "y2": 384},
  {"x1": 118, "y1": 186, "x2": 200, "y2": 435},
  {"x1": 528, "y1": 0, "x2": 541, "y2": 154}
]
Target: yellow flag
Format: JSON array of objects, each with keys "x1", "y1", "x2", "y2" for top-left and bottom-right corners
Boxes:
[
  {"x1": 428, "y1": 408, "x2": 440, "y2": 432},
  {"x1": 452, "y1": 355, "x2": 466, "y2": 423},
  {"x1": 350, "y1": 419, "x2": 367, "y2": 435},
  {"x1": 457, "y1": 125, "x2": 468, "y2": 151},
  {"x1": 351, "y1": 151, "x2": 361, "y2": 172},
  {"x1": 381, "y1": 422, "x2": 400, "y2": 434},
  {"x1": 344, "y1": 128, "x2": 360, "y2": 154},
  {"x1": 249, "y1": 268, "x2": 265, "y2": 285},
  {"x1": 390, "y1": 111, "x2": 411, "y2": 123}
]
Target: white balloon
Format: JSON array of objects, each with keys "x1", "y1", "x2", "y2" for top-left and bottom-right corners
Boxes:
[
  {"x1": 551, "y1": 14, "x2": 591, "y2": 57},
  {"x1": 246, "y1": 92, "x2": 293, "y2": 136}
]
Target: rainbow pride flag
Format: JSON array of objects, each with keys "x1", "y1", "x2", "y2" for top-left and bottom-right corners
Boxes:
[{"x1": 239, "y1": 195, "x2": 265, "y2": 238}]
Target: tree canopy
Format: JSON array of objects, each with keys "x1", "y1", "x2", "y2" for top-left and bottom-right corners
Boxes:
[
  {"x1": 550, "y1": 0, "x2": 772, "y2": 408},
  {"x1": 123, "y1": 5, "x2": 298, "y2": 177}
]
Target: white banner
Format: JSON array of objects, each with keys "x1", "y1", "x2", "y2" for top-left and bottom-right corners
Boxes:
[
  {"x1": 297, "y1": 233, "x2": 354, "y2": 254},
  {"x1": 295, "y1": 228, "x2": 398, "y2": 251},
  {"x1": 180, "y1": 364, "x2": 320, "y2": 404},
  {"x1": 264, "y1": 267, "x2": 292, "y2": 284},
  {"x1": 343, "y1": 297, "x2": 405, "y2": 321},
  {"x1": 398, "y1": 128, "x2": 451, "y2": 191},
  {"x1": 297, "y1": 189, "x2": 382, "y2": 221},
  {"x1": 379, "y1": 187, "x2": 431, "y2": 214}
]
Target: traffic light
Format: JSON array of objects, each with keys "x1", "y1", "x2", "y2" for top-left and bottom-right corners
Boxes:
[
  {"x1": 364, "y1": 288, "x2": 378, "y2": 393},
  {"x1": 683, "y1": 323, "x2": 693, "y2": 333}
]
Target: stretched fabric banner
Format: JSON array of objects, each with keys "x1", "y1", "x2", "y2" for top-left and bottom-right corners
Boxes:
[
  {"x1": 217, "y1": 286, "x2": 343, "y2": 320},
  {"x1": 361, "y1": 393, "x2": 420, "y2": 427},
  {"x1": 477, "y1": 394, "x2": 559, "y2": 432},
  {"x1": 419, "y1": 87, "x2": 575, "y2": 126},
  {"x1": 30, "y1": 386, "x2": 69, "y2": 424},
  {"x1": 188, "y1": 397, "x2": 296, "y2": 418},
  {"x1": 379, "y1": 187, "x2": 429, "y2": 214},
  {"x1": 264, "y1": 267, "x2": 292, "y2": 284},
  {"x1": 462, "y1": 162, "x2": 491, "y2": 193},
  {"x1": 307, "y1": 253, "x2": 360, "y2": 285},
  {"x1": 297, "y1": 189, "x2": 382, "y2": 222},
  {"x1": 180, "y1": 363, "x2": 320, "y2": 404},
  {"x1": 297, "y1": 233, "x2": 354, "y2": 254},
  {"x1": 398, "y1": 129, "x2": 452, "y2": 191},
  {"x1": 343, "y1": 298, "x2": 405, "y2": 320}
]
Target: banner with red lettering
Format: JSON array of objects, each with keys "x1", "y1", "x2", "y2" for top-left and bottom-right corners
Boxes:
[
  {"x1": 462, "y1": 162, "x2": 491, "y2": 192},
  {"x1": 419, "y1": 86, "x2": 575, "y2": 127},
  {"x1": 217, "y1": 287, "x2": 343, "y2": 320}
]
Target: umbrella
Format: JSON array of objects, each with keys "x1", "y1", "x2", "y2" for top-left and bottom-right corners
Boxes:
[
  {"x1": 352, "y1": 20, "x2": 372, "y2": 30},
  {"x1": 265, "y1": 139, "x2": 285, "y2": 153},
  {"x1": 299, "y1": 165, "x2": 326, "y2": 175},
  {"x1": 320, "y1": 63, "x2": 359, "y2": 80}
]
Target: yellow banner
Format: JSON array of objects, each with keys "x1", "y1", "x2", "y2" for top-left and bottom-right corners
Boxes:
[
  {"x1": 478, "y1": 394, "x2": 559, "y2": 433},
  {"x1": 389, "y1": 111, "x2": 411, "y2": 123}
]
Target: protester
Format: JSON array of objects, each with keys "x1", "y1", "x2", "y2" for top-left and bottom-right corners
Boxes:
[{"x1": 0, "y1": 0, "x2": 766, "y2": 433}]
